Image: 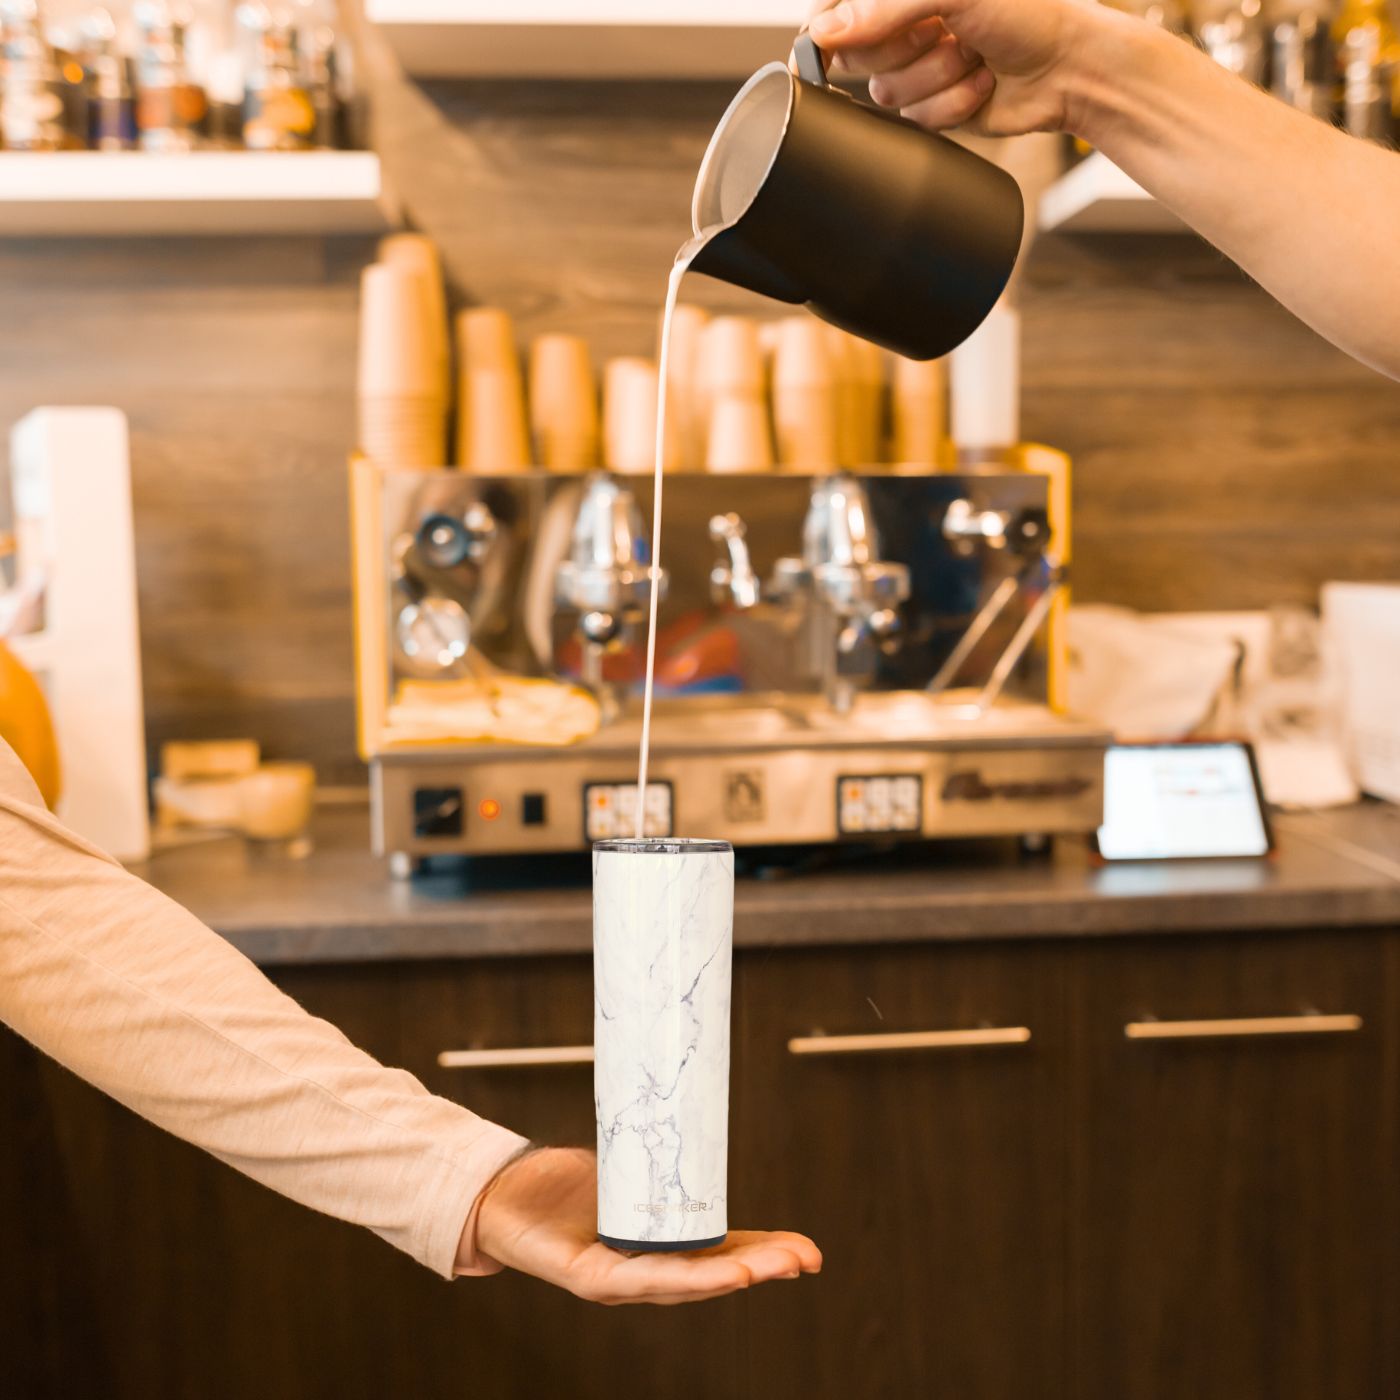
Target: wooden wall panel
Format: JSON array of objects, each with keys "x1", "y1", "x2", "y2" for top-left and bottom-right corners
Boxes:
[
  {"x1": 1023, "y1": 232, "x2": 1400, "y2": 610},
  {"x1": 0, "y1": 64, "x2": 1397, "y2": 781}
]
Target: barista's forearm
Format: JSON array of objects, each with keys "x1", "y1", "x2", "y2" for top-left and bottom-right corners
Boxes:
[{"x1": 1069, "y1": 13, "x2": 1400, "y2": 380}]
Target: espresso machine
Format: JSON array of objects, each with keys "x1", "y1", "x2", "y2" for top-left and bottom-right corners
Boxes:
[{"x1": 350, "y1": 449, "x2": 1108, "y2": 874}]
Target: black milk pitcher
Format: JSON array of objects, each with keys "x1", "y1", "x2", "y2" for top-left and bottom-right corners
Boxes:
[{"x1": 687, "y1": 33, "x2": 1024, "y2": 362}]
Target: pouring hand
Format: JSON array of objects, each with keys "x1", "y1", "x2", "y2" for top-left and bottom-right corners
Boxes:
[
  {"x1": 806, "y1": 0, "x2": 1108, "y2": 137},
  {"x1": 467, "y1": 1146, "x2": 822, "y2": 1304},
  {"x1": 807, "y1": 0, "x2": 1400, "y2": 385}
]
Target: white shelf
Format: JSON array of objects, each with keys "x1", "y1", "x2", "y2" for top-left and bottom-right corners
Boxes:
[
  {"x1": 0, "y1": 151, "x2": 392, "y2": 236},
  {"x1": 1038, "y1": 152, "x2": 1187, "y2": 235},
  {"x1": 367, "y1": 0, "x2": 808, "y2": 78}
]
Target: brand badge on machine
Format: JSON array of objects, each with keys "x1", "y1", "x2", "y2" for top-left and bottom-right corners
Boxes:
[
  {"x1": 942, "y1": 771, "x2": 1093, "y2": 803},
  {"x1": 724, "y1": 770, "x2": 765, "y2": 823}
]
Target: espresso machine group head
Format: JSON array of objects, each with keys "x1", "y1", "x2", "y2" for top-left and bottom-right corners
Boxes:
[
  {"x1": 770, "y1": 474, "x2": 912, "y2": 714},
  {"x1": 554, "y1": 473, "x2": 667, "y2": 711}
]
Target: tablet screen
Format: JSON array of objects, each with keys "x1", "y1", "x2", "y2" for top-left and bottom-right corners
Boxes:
[{"x1": 1097, "y1": 743, "x2": 1272, "y2": 861}]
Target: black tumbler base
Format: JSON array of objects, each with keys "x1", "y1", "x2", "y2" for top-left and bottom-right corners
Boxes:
[{"x1": 598, "y1": 1232, "x2": 727, "y2": 1253}]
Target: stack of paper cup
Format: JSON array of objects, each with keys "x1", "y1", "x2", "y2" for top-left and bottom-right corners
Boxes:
[
  {"x1": 891, "y1": 354, "x2": 949, "y2": 469},
  {"x1": 529, "y1": 334, "x2": 599, "y2": 473},
  {"x1": 357, "y1": 261, "x2": 449, "y2": 467},
  {"x1": 829, "y1": 329, "x2": 886, "y2": 469},
  {"x1": 697, "y1": 316, "x2": 765, "y2": 417},
  {"x1": 772, "y1": 316, "x2": 839, "y2": 471},
  {"x1": 660, "y1": 303, "x2": 709, "y2": 472},
  {"x1": 603, "y1": 356, "x2": 672, "y2": 477},
  {"x1": 456, "y1": 307, "x2": 530, "y2": 473},
  {"x1": 706, "y1": 396, "x2": 774, "y2": 474},
  {"x1": 699, "y1": 317, "x2": 772, "y2": 473},
  {"x1": 379, "y1": 233, "x2": 450, "y2": 401}
]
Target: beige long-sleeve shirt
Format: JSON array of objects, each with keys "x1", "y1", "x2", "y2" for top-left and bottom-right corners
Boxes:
[{"x1": 0, "y1": 738, "x2": 529, "y2": 1278}]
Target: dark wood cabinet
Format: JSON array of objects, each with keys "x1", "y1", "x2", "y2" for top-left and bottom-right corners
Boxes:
[
  {"x1": 5, "y1": 928, "x2": 1398, "y2": 1400},
  {"x1": 734, "y1": 944, "x2": 1070, "y2": 1400},
  {"x1": 1069, "y1": 933, "x2": 1395, "y2": 1400},
  {"x1": 394, "y1": 957, "x2": 596, "y2": 1147},
  {"x1": 0, "y1": 1028, "x2": 109, "y2": 1399}
]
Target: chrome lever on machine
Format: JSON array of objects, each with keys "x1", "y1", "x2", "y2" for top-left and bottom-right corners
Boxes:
[
  {"x1": 974, "y1": 555, "x2": 1066, "y2": 713},
  {"x1": 709, "y1": 512, "x2": 761, "y2": 610},
  {"x1": 928, "y1": 498, "x2": 1063, "y2": 714}
]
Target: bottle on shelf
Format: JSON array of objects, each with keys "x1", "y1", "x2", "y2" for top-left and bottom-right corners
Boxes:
[
  {"x1": 303, "y1": 19, "x2": 335, "y2": 149},
  {"x1": 241, "y1": 5, "x2": 314, "y2": 151},
  {"x1": 1, "y1": 0, "x2": 73, "y2": 150},
  {"x1": 189, "y1": 0, "x2": 243, "y2": 148},
  {"x1": 1194, "y1": 0, "x2": 1269, "y2": 84},
  {"x1": 1271, "y1": 7, "x2": 1333, "y2": 120},
  {"x1": 133, "y1": 0, "x2": 209, "y2": 152},
  {"x1": 79, "y1": 7, "x2": 137, "y2": 150},
  {"x1": 203, "y1": 44, "x2": 244, "y2": 146},
  {"x1": 1331, "y1": 0, "x2": 1400, "y2": 141},
  {"x1": 332, "y1": 18, "x2": 364, "y2": 149}
]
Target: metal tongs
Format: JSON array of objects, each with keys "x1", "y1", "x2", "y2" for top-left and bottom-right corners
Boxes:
[{"x1": 927, "y1": 497, "x2": 1066, "y2": 715}]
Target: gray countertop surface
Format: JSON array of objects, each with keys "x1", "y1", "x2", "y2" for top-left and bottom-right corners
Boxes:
[{"x1": 131, "y1": 800, "x2": 1400, "y2": 967}]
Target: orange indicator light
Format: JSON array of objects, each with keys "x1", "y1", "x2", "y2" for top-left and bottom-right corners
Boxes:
[{"x1": 478, "y1": 798, "x2": 501, "y2": 821}]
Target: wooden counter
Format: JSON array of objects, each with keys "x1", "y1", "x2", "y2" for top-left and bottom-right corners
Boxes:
[{"x1": 129, "y1": 800, "x2": 1400, "y2": 965}]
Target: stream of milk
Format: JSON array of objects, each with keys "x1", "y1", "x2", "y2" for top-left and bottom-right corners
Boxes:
[{"x1": 633, "y1": 239, "x2": 709, "y2": 840}]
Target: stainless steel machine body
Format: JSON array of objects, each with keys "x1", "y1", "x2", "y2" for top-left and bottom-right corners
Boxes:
[{"x1": 350, "y1": 462, "x2": 1108, "y2": 864}]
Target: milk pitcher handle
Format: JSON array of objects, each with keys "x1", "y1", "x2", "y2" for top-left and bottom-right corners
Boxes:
[{"x1": 791, "y1": 31, "x2": 832, "y2": 89}]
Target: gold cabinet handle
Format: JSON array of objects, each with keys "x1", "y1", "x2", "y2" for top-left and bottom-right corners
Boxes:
[
  {"x1": 788, "y1": 1027, "x2": 1032, "y2": 1056},
  {"x1": 1124, "y1": 1014, "x2": 1363, "y2": 1042},
  {"x1": 437, "y1": 1046, "x2": 594, "y2": 1069}
]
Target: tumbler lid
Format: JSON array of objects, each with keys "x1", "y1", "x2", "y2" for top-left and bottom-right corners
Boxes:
[{"x1": 594, "y1": 838, "x2": 733, "y2": 855}]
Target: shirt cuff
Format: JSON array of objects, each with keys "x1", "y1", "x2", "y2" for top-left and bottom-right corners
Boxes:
[{"x1": 420, "y1": 1121, "x2": 532, "y2": 1281}]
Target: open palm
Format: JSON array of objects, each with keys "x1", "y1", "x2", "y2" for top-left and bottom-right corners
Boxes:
[{"x1": 472, "y1": 1147, "x2": 822, "y2": 1305}]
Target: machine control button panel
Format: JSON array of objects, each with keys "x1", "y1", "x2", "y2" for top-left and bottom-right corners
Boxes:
[
  {"x1": 414, "y1": 786, "x2": 465, "y2": 839},
  {"x1": 584, "y1": 782, "x2": 674, "y2": 841},
  {"x1": 837, "y1": 775, "x2": 923, "y2": 836}
]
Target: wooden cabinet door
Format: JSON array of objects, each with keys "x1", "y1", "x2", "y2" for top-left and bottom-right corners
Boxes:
[
  {"x1": 394, "y1": 955, "x2": 596, "y2": 1147},
  {"x1": 735, "y1": 942, "x2": 1071, "y2": 1400},
  {"x1": 1071, "y1": 932, "x2": 1395, "y2": 1400}
]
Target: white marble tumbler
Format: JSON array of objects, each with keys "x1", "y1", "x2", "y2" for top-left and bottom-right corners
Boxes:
[{"x1": 593, "y1": 838, "x2": 734, "y2": 1251}]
